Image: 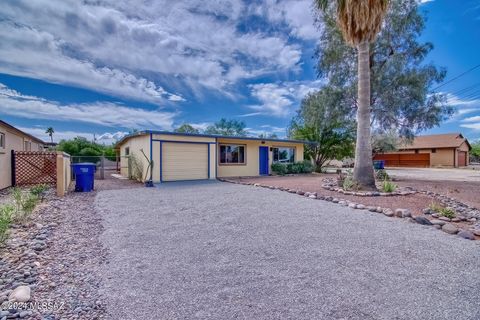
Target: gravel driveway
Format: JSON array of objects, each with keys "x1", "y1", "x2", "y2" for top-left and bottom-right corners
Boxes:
[{"x1": 96, "y1": 181, "x2": 480, "y2": 320}]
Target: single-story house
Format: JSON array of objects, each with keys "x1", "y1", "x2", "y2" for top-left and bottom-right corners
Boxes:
[
  {"x1": 115, "y1": 131, "x2": 306, "y2": 182},
  {"x1": 374, "y1": 133, "x2": 471, "y2": 168},
  {"x1": 0, "y1": 120, "x2": 46, "y2": 189}
]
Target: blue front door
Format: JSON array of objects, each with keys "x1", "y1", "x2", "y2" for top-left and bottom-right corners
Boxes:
[{"x1": 259, "y1": 146, "x2": 269, "y2": 175}]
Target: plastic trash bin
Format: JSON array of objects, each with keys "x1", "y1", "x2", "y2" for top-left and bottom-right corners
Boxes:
[
  {"x1": 373, "y1": 160, "x2": 385, "y2": 170},
  {"x1": 72, "y1": 163, "x2": 96, "y2": 192}
]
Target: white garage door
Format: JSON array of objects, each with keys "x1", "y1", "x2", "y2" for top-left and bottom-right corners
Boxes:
[{"x1": 162, "y1": 142, "x2": 208, "y2": 181}]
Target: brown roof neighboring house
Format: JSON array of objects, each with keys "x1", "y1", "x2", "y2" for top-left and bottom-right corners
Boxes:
[
  {"x1": 399, "y1": 133, "x2": 471, "y2": 150},
  {"x1": 0, "y1": 120, "x2": 45, "y2": 144}
]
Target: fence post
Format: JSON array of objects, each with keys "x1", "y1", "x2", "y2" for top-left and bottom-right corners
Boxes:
[
  {"x1": 56, "y1": 152, "x2": 65, "y2": 197},
  {"x1": 100, "y1": 155, "x2": 105, "y2": 180},
  {"x1": 11, "y1": 150, "x2": 16, "y2": 187}
]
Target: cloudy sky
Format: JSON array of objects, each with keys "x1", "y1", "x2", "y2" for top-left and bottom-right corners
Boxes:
[{"x1": 0, "y1": 0, "x2": 479, "y2": 144}]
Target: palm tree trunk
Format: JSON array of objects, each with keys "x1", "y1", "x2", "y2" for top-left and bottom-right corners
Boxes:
[{"x1": 353, "y1": 41, "x2": 376, "y2": 189}]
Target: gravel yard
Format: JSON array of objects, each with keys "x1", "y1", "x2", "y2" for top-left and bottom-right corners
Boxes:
[{"x1": 96, "y1": 181, "x2": 480, "y2": 320}]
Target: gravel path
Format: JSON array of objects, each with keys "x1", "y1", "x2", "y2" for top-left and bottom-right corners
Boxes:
[{"x1": 96, "y1": 181, "x2": 480, "y2": 320}]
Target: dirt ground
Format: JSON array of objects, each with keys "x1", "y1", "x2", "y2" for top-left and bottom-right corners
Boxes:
[{"x1": 229, "y1": 173, "x2": 479, "y2": 215}]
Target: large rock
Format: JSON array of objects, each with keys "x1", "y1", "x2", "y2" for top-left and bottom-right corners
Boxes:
[
  {"x1": 430, "y1": 219, "x2": 446, "y2": 226},
  {"x1": 442, "y1": 224, "x2": 458, "y2": 235},
  {"x1": 414, "y1": 216, "x2": 432, "y2": 225},
  {"x1": 395, "y1": 209, "x2": 411, "y2": 218},
  {"x1": 383, "y1": 209, "x2": 394, "y2": 217},
  {"x1": 457, "y1": 230, "x2": 475, "y2": 240},
  {"x1": 8, "y1": 286, "x2": 31, "y2": 302}
]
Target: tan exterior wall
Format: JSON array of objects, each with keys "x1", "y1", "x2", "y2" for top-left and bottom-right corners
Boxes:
[
  {"x1": 56, "y1": 152, "x2": 71, "y2": 196},
  {"x1": 216, "y1": 138, "x2": 304, "y2": 178},
  {"x1": 0, "y1": 123, "x2": 44, "y2": 189},
  {"x1": 118, "y1": 134, "x2": 150, "y2": 182}
]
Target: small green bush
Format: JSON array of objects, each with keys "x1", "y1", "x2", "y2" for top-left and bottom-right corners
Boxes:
[
  {"x1": 439, "y1": 207, "x2": 455, "y2": 219},
  {"x1": 343, "y1": 176, "x2": 359, "y2": 191},
  {"x1": 428, "y1": 202, "x2": 455, "y2": 218},
  {"x1": 272, "y1": 161, "x2": 313, "y2": 175},
  {"x1": 30, "y1": 184, "x2": 48, "y2": 197},
  {"x1": 0, "y1": 204, "x2": 14, "y2": 243},
  {"x1": 375, "y1": 169, "x2": 390, "y2": 181},
  {"x1": 381, "y1": 180, "x2": 397, "y2": 193},
  {"x1": 271, "y1": 163, "x2": 287, "y2": 175},
  {"x1": 10, "y1": 187, "x2": 40, "y2": 222}
]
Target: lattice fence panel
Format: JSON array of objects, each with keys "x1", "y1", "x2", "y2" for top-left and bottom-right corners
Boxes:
[{"x1": 14, "y1": 151, "x2": 57, "y2": 186}]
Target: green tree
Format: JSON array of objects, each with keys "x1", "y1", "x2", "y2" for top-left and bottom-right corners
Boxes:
[
  {"x1": 258, "y1": 133, "x2": 279, "y2": 139},
  {"x1": 205, "y1": 118, "x2": 247, "y2": 136},
  {"x1": 45, "y1": 127, "x2": 54, "y2": 143},
  {"x1": 470, "y1": 141, "x2": 480, "y2": 163},
  {"x1": 371, "y1": 129, "x2": 402, "y2": 155},
  {"x1": 57, "y1": 137, "x2": 103, "y2": 163},
  {"x1": 289, "y1": 88, "x2": 355, "y2": 172},
  {"x1": 174, "y1": 124, "x2": 200, "y2": 134},
  {"x1": 315, "y1": 0, "x2": 389, "y2": 189}
]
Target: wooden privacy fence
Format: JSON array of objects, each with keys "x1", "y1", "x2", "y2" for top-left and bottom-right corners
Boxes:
[
  {"x1": 12, "y1": 151, "x2": 71, "y2": 196},
  {"x1": 373, "y1": 153, "x2": 430, "y2": 168}
]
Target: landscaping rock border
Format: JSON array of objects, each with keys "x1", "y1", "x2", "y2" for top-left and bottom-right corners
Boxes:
[{"x1": 219, "y1": 178, "x2": 480, "y2": 241}]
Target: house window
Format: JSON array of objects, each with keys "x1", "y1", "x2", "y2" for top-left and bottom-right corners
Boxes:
[
  {"x1": 24, "y1": 140, "x2": 31, "y2": 151},
  {"x1": 220, "y1": 144, "x2": 245, "y2": 164},
  {"x1": 38, "y1": 145, "x2": 43, "y2": 151},
  {"x1": 432, "y1": 148, "x2": 436, "y2": 153},
  {"x1": 125, "y1": 147, "x2": 130, "y2": 156},
  {"x1": 0, "y1": 132, "x2": 5, "y2": 149},
  {"x1": 272, "y1": 147, "x2": 295, "y2": 163},
  {"x1": 415, "y1": 149, "x2": 419, "y2": 154}
]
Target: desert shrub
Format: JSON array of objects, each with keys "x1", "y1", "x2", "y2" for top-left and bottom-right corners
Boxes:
[
  {"x1": 0, "y1": 204, "x2": 14, "y2": 243},
  {"x1": 428, "y1": 202, "x2": 455, "y2": 218},
  {"x1": 271, "y1": 163, "x2": 287, "y2": 175},
  {"x1": 439, "y1": 207, "x2": 455, "y2": 219},
  {"x1": 381, "y1": 180, "x2": 397, "y2": 193},
  {"x1": 272, "y1": 161, "x2": 313, "y2": 175},
  {"x1": 375, "y1": 169, "x2": 390, "y2": 181},
  {"x1": 30, "y1": 184, "x2": 49, "y2": 201},
  {"x1": 11, "y1": 188, "x2": 40, "y2": 222},
  {"x1": 343, "y1": 176, "x2": 359, "y2": 191}
]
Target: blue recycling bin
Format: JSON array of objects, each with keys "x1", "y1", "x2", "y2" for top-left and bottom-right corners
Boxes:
[
  {"x1": 373, "y1": 160, "x2": 385, "y2": 170},
  {"x1": 72, "y1": 163, "x2": 96, "y2": 192}
]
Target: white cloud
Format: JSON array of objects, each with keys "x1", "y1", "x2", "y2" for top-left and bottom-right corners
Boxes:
[
  {"x1": 462, "y1": 116, "x2": 480, "y2": 123},
  {"x1": 0, "y1": 83, "x2": 176, "y2": 130},
  {"x1": 246, "y1": 80, "x2": 322, "y2": 117},
  {"x1": 250, "y1": 0, "x2": 318, "y2": 40},
  {"x1": 0, "y1": 21, "x2": 183, "y2": 104},
  {"x1": 0, "y1": 0, "x2": 307, "y2": 99},
  {"x1": 460, "y1": 123, "x2": 480, "y2": 130}
]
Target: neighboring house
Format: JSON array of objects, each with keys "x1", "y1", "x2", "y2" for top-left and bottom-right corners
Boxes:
[
  {"x1": 115, "y1": 131, "x2": 305, "y2": 182},
  {"x1": 0, "y1": 120, "x2": 46, "y2": 189},
  {"x1": 374, "y1": 133, "x2": 471, "y2": 168}
]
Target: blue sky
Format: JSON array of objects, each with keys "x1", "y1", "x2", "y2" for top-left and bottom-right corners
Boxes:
[{"x1": 0, "y1": 0, "x2": 479, "y2": 144}]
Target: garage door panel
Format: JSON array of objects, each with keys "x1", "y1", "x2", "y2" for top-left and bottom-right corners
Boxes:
[{"x1": 162, "y1": 143, "x2": 208, "y2": 181}]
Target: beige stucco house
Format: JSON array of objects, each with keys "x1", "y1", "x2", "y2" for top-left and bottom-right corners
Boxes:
[
  {"x1": 375, "y1": 133, "x2": 471, "y2": 168},
  {"x1": 115, "y1": 131, "x2": 305, "y2": 183},
  {"x1": 0, "y1": 120, "x2": 45, "y2": 189}
]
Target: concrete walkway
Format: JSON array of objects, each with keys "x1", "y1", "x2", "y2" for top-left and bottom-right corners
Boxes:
[{"x1": 96, "y1": 182, "x2": 480, "y2": 320}]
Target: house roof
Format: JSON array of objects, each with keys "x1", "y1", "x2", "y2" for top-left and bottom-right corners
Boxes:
[
  {"x1": 399, "y1": 133, "x2": 471, "y2": 150},
  {"x1": 0, "y1": 120, "x2": 45, "y2": 144},
  {"x1": 115, "y1": 130, "x2": 310, "y2": 148}
]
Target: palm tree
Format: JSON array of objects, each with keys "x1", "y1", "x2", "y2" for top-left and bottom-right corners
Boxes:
[
  {"x1": 45, "y1": 127, "x2": 54, "y2": 143},
  {"x1": 315, "y1": 0, "x2": 388, "y2": 189}
]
